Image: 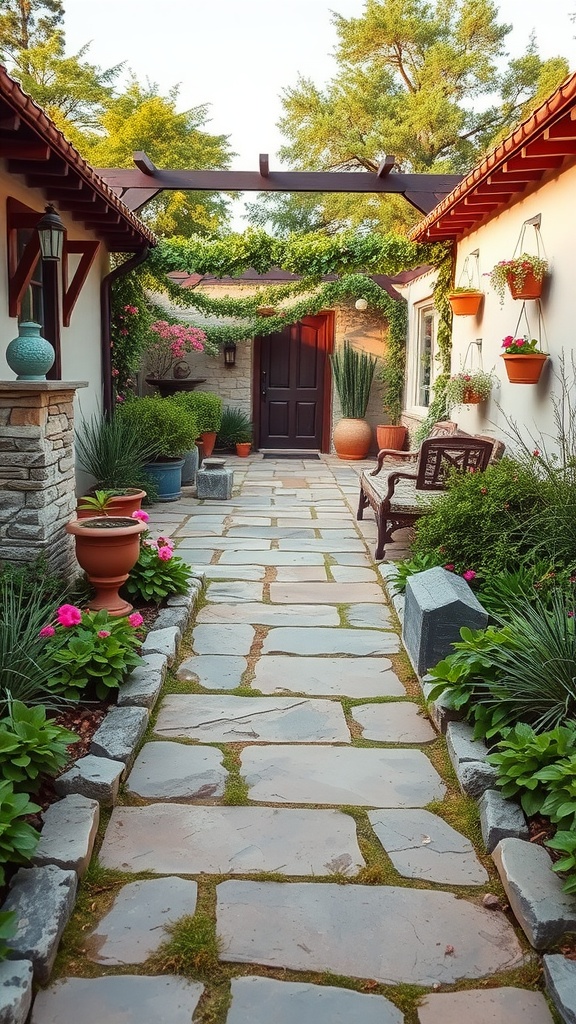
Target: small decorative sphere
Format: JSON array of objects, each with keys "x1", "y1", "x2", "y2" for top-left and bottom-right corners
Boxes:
[{"x1": 355, "y1": 298, "x2": 368, "y2": 311}]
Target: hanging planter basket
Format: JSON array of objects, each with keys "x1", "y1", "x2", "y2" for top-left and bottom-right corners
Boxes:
[
  {"x1": 506, "y1": 269, "x2": 544, "y2": 301},
  {"x1": 447, "y1": 291, "x2": 483, "y2": 317},
  {"x1": 461, "y1": 388, "x2": 484, "y2": 404},
  {"x1": 501, "y1": 352, "x2": 548, "y2": 384}
]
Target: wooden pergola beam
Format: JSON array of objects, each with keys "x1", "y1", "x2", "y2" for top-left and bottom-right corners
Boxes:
[
  {"x1": 259, "y1": 154, "x2": 269, "y2": 178},
  {"x1": 377, "y1": 155, "x2": 395, "y2": 177}
]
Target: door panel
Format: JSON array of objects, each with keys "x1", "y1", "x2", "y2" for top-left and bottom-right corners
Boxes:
[{"x1": 258, "y1": 316, "x2": 330, "y2": 450}]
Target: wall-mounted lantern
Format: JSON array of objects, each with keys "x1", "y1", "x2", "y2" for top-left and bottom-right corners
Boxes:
[
  {"x1": 224, "y1": 341, "x2": 237, "y2": 367},
  {"x1": 36, "y1": 204, "x2": 65, "y2": 261}
]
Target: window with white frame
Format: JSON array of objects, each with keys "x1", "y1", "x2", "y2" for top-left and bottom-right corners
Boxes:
[{"x1": 415, "y1": 304, "x2": 436, "y2": 409}]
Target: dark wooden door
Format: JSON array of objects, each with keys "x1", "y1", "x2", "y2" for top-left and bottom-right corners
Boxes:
[{"x1": 258, "y1": 315, "x2": 331, "y2": 450}]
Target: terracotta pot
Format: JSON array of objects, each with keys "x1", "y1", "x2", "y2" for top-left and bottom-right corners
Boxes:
[
  {"x1": 235, "y1": 442, "x2": 251, "y2": 457},
  {"x1": 461, "y1": 389, "x2": 484, "y2": 404},
  {"x1": 447, "y1": 292, "x2": 483, "y2": 316},
  {"x1": 333, "y1": 417, "x2": 372, "y2": 460},
  {"x1": 66, "y1": 516, "x2": 145, "y2": 617},
  {"x1": 201, "y1": 431, "x2": 217, "y2": 457},
  {"x1": 501, "y1": 352, "x2": 548, "y2": 384},
  {"x1": 76, "y1": 488, "x2": 146, "y2": 520},
  {"x1": 376, "y1": 424, "x2": 407, "y2": 451},
  {"x1": 506, "y1": 270, "x2": 544, "y2": 300}
]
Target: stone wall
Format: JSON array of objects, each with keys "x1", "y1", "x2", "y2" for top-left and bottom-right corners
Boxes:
[{"x1": 0, "y1": 382, "x2": 86, "y2": 573}]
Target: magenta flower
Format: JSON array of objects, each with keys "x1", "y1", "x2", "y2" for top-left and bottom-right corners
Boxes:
[
  {"x1": 131, "y1": 509, "x2": 150, "y2": 522},
  {"x1": 56, "y1": 604, "x2": 83, "y2": 627},
  {"x1": 462, "y1": 570, "x2": 477, "y2": 581},
  {"x1": 533, "y1": 449, "x2": 540, "y2": 457},
  {"x1": 157, "y1": 536, "x2": 174, "y2": 548},
  {"x1": 158, "y1": 545, "x2": 173, "y2": 561},
  {"x1": 97, "y1": 630, "x2": 111, "y2": 638},
  {"x1": 39, "y1": 625, "x2": 55, "y2": 638},
  {"x1": 444, "y1": 564, "x2": 455, "y2": 572},
  {"x1": 128, "y1": 612, "x2": 144, "y2": 628}
]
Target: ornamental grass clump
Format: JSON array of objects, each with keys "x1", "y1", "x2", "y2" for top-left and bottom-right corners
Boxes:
[
  {"x1": 330, "y1": 341, "x2": 377, "y2": 418},
  {"x1": 75, "y1": 414, "x2": 157, "y2": 491}
]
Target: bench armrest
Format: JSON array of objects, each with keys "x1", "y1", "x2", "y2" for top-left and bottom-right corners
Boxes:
[
  {"x1": 383, "y1": 470, "x2": 418, "y2": 505},
  {"x1": 371, "y1": 449, "x2": 419, "y2": 476}
]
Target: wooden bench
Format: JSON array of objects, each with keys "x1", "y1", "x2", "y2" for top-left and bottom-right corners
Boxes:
[{"x1": 358, "y1": 431, "x2": 503, "y2": 561}]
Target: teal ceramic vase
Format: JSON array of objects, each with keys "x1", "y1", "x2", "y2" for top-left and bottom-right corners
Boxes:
[{"x1": 6, "y1": 321, "x2": 55, "y2": 380}]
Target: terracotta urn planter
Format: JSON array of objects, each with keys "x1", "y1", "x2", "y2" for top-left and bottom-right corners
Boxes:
[
  {"x1": 333, "y1": 417, "x2": 372, "y2": 460},
  {"x1": 376, "y1": 424, "x2": 407, "y2": 451},
  {"x1": 235, "y1": 442, "x2": 251, "y2": 457},
  {"x1": 76, "y1": 488, "x2": 146, "y2": 520},
  {"x1": 501, "y1": 352, "x2": 548, "y2": 384},
  {"x1": 506, "y1": 270, "x2": 544, "y2": 301},
  {"x1": 447, "y1": 291, "x2": 483, "y2": 316},
  {"x1": 201, "y1": 431, "x2": 217, "y2": 458},
  {"x1": 66, "y1": 516, "x2": 146, "y2": 616}
]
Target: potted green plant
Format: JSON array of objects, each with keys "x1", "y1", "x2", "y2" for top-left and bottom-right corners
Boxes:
[
  {"x1": 446, "y1": 286, "x2": 484, "y2": 317},
  {"x1": 74, "y1": 414, "x2": 158, "y2": 514},
  {"x1": 118, "y1": 396, "x2": 198, "y2": 500},
  {"x1": 172, "y1": 390, "x2": 223, "y2": 458},
  {"x1": 330, "y1": 342, "x2": 377, "y2": 460},
  {"x1": 216, "y1": 407, "x2": 253, "y2": 454},
  {"x1": 489, "y1": 254, "x2": 548, "y2": 303},
  {"x1": 500, "y1": 335, "x2": 548, "y2": 384},
  {"x1": 445, "y1": 369, "x2": 494, "y2": 406}
]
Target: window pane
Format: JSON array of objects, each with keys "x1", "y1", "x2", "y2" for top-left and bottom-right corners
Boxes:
[{"x1": 417, "y1": 310, "x2": 434, "y2": 408}]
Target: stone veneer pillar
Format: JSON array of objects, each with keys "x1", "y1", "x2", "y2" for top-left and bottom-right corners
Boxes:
[{"x1": 0, "y1": 381, "x2": 87, "y2": 574}]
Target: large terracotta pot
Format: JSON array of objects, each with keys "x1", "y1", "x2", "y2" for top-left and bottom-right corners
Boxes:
[
  {"x1": 66, "y1": 516, "x2": 145, "y2": 616},
  {"x1": 501, "y1": 352, "x2": 548, "y2": 384},
  {"x1": 506, "y1": 270, "x2": 544, "y2": 300},
  {"x1": 76, "y1": 488, "x2": 146, "y2": 519},
  {"x1": 447, "y1": 292, "x2": 483, "y2": 316},
  {"x1": 201, "y1": 431, "x2": 217, "y2": 457},
  {"x1": 333, "y1": 417, "x2": 372, "y2": 460},
  {"x1": 376, "y1": 424, "x2": 407, "y2": 451}
]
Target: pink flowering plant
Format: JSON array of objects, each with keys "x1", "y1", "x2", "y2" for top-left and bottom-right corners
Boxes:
[
  {"x1": 488, "y1": 253, "x2": 548, "y2": 304},
  {"x1": 500, "y1": 335, "x2": 541, "y2": 356},
  {"x1": 145, "y1": 321, "x2": 206, "y2": 379},
  {"x1": 40, "y1": 605, "x2": 144, "y2": 700},
  {"x1": 126, "y1": 527, "x2": 193, "y2": 603}
]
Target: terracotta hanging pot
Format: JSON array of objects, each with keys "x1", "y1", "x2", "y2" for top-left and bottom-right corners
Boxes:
[
  {"x1": 501, "y1": 353, "x2": 548, "y2": 384},
  {"x1": 66, "y1": 516, "x2": 146, "y2": 616},
  {"x1": 447, "y1": 292, "x2": 483, "y2": 316},
  {"x1": 461, "y1": 389, "x2": 484, "y2": 404},
  {"x1": 76, "y1": 488, "x2": 146, "y2": 520},
  {"x1": 235, "y1": 443, "x2": 251, "y2": 457},
  {"x1": 506, "y1": 270, "x2": 543, "y2": 300},
  {"x1": 333, "y1": 417, "x2": 372, "y2": 460},
  {"x1": 201, "y1": 431, "x2": 217, "y2": 457},
  {"x1": 376, "y1": 424, "x2": 408, "y2": 451}
]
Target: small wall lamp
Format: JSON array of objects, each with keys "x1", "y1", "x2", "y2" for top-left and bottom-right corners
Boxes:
[
  {"x1": 355, "y1": 298, "x2": 368, "y2": 311},
  {"x1": 36, "y1": 204, "x2": 65, "y2": 262},
  {"x1": 224, "y1": 342, "x2": 237, "y2": 367}
]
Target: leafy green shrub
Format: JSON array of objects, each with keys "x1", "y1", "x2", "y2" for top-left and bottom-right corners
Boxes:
[
  {"x1": 412, "y1": 457, "x2": 545, "y2": 578},
  {"x1": 478, "y1": 562, "x2": 576, "y2": 619},
  {"x1": 216, "y1": 407, "x2": 253, "y2": 448},
  {"x1": 126, "y1": 534, "x2": 193, "y2": 603},
  {"x1": 0, "y1": 910, "x2": 17, "y2": 961},
  {"x1": 0, "y1": 781, "x2": 40, "y2": 885},
  {"x1": 172, "y1": 390, "x2": 222, "y2": 433},
  {"x1": 42, "y1": 607, "x2": 144, "y2": 700},
  {"x1": 75, "y1": 414, "x2": 158, "y2": 490},
  {"x1": 391, "y1": 551, "x2": 447, "y2": 593},
  {"x1": 118, "y1": 396, "x2": 198, "y2": 458},
  {"x1": 0, "y1": 701, "x2": 77, "y2": 792}
]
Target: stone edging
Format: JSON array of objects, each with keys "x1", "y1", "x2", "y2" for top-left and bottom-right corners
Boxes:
[
  {"x1": 0, "y1": 573, "x2": 205, "y2": 1024},
  {"x1": 379, "y1": 562, "x2": 576, "y2": 1024}
]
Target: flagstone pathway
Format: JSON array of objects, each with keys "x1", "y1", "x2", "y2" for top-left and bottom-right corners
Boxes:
[{"x1": 33, "y1": 456, "x2": 555, "y2": 1024}]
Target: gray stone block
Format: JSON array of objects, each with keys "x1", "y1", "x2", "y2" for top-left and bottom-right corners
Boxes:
[
  {"x1": 196, "y1": 463, "x2": 233, "y2": 500},
  {"x1": 456, "y1": 760, "x2": 499, "y2": 798},
  {"x1": 54, "y1": 754, "x2": 124, "y2": 807},
  {"x1": 446, "y1": 721, "x2": 489, "y2": 768},
  {"x1": 4, "y1": 865, "x2": 77, "y2": 983},
  {"x1": 32, "y1": 795, "x2": 99, "y2": 876},
  {"x1": 150, "y1": 607, "x2": 185, "y2": 635},
  {"x1": 141, "y1": 626, "x2": 180, "y2": 663},
  {"x1": 544, "y1": 954, "x2": 576, "y2": 1024},
  {"x1": 90, "y1": 707, "x2": 148, "y2": 768},
  {"x1": 0, "y1": 960, "x2": 33, "y2": 1024},
  {"x1": 403, "y1": 567, "x2": 488, "y2": 677},
  {"x1": 492, "y1": 838, "x2": 576, "y2": 949},
  {"x1": 118, "y1": 653, "x2": 168, "y2": 709},
  {"x1": 479, "y1": 790, "x2": 528, "y2": 853}
]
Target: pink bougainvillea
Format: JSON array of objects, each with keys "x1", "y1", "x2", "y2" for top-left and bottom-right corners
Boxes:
[{"x1": 146, "y1": 321, "x2": 207, "y2": 379}]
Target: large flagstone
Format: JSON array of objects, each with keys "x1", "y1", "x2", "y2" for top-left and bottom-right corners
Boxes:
[
  {"x1": 30, "y1": 976, "x2": 203, "y2": 1024},
  {"x1": 278, "y1": 538, "x2": 365, "y2": 552},
  {"x1": 417, "y1": 988, "x2": 555, "y2": 1024},
  {"x1": 85, "y1": 877, "x2": 197, "y2": 964},
  {"x1": 242, "y1": 745, "x2": 445, "y2": 805},
  {"x1": 219, "y1": 550, "x2": 325, "y2": 565},
  {"x1": 351, "y1": 702, "x2": 437, "y2": 743},
  {"x1": 216, "y1": 881, "x2": 524, "y2": 984},
  {"x1": 227, "y1": 977, "x2": 404, "y2": 1024},
  {"x1": 154, "y1": 695, "x2": 350, "y2": 743},
  {"x1": 176, "y1": 537, "x2": 271, "y2": 550},
  {"x1": 191, "y1": 624, "x2": 255, "y2": 656},
  {"x1": 125, "y1": 742, "x2": 227, "y2": 800},
  {"x1": 368, "y1": 809, "x2": 488, "y2": 885},
  {"x1": 201, "y1": 565, "x2": 266, "y2": 581},
  {"x1": 206, "y1": 581, "x2": 264, "y2": 602},
  {"x1": 262, "y1": 627, "x2": 400, "y2": 656},
  {"x1": 253, "y1": 656, "x2": 405, "y2": 697},
  {"x1": 269, "y1": 582, "x2": 385, "y2": 604},
  {"x1": 176, "y1": 654, "x2": 247, "y2": 690},
  {"x1": 274, "y1": 566, "x2": 328, "y2": 581},
  {"x1": 197, "y1": 603, "x2": 340, "y2": 627},
  {"x1": 99, "y1": 806, "x2": 364, "y2": 875}
]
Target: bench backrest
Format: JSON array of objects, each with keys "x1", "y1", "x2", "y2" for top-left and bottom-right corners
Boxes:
[{"x1": 415, "y1": 436, "x2": 495, "y2": 491}]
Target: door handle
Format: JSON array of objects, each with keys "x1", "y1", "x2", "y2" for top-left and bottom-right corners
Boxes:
[{"x1": 261, "y1": 370, "x2": 267, "y2": 399}]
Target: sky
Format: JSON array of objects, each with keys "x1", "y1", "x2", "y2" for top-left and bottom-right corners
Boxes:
[{"x1": 63, "y1": 0, "x2": 576, "y2": 223}]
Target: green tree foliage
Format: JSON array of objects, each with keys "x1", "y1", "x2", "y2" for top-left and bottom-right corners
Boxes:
[
  {"x1": 0, "y1": 0, "x2": 63, "y2": 59},
  {"x1": 249, "y1": 0, "x2": 568, "y2": 234}
]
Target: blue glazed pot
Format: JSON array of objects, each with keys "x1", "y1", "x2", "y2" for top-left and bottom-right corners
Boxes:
[
  {"x1": 143, "y1": 458, "x2": 185, "y2": 502},
  {"x1": 6, "y1": 321, "x2": 55, "y2": 380},
  {"x1": 181, "y1": 446, "x2": 199, "y2": 487}
]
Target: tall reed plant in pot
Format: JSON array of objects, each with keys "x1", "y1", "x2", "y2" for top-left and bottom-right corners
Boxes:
[{"x1": 330, "y1": 342, "x2": 377, "y2": 459}]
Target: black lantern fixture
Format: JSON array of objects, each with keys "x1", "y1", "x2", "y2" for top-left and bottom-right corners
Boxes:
[
  {"x1": 224, "y1": 341, "x2": 237, "y2": 368},
  {"x1": 36, "y1": 204, "x2": 65, "y2": 261}
]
